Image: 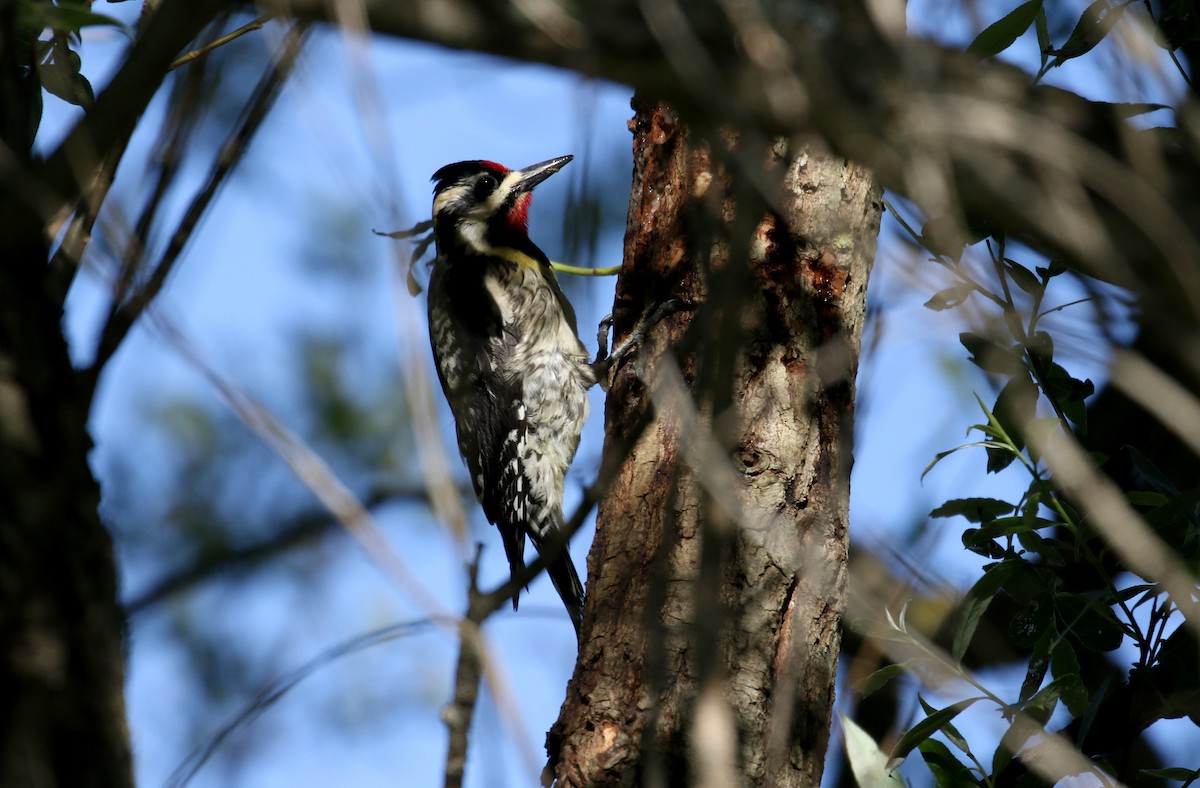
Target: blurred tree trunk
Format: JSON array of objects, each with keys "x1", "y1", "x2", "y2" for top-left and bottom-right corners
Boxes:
[
  {"x1": 0, "y1": 11, "x2": 134, "y2": 788},
  {"x1": 548, "y1": 100, "x2": 880, "y2": 786},
  {"x1": 0, "y1": 205, "x2": 134, "y2": 788}
]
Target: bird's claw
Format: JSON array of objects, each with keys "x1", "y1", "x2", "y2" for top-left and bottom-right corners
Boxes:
[{"x1": 590, "y1": 298, "x2": 688, "y2": 383}]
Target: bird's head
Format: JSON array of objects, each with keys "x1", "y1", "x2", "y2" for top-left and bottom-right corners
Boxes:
[{"x1": 430, "y1": 155, "x2": 572, "y2": 255}]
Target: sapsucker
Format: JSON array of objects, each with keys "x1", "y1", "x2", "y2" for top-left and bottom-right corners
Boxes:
[{"x1": 426, "y1": 155, "x2": 591, "y2": 633}]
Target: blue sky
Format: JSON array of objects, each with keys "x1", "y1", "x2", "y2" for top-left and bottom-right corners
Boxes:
[{"x1": 43, "y1": 2, "x2": 1198, "y2": 786}]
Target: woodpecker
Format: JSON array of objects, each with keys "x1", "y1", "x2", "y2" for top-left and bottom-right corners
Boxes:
[{"x1": 426, "y1": 155, "x2": 592, "y2": 633}]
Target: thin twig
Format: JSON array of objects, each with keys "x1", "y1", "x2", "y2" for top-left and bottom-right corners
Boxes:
[
  {"x1": 550, "y1": 261, "x2": 622, "y2": 276},
  {"x1": 444, "y1": 550, "x2": 487, "y2": 788},
  {"x1": 119, "y1": 34, "x2": 219, "y2": 298},
  {"x1": 86, "y1": 23, "x2": 309, "y2": 391},
  {"x1": 49, "y1": 13, "x2": 231, "y2": 306},
  {"x1": 124, "y1": 483, "x2": 444, "y2": 615},
  {"x1": 46, "y1": 135, "x2": 127, "y2": 305},
  {"x1": 169, "y1": 16, "x2": 269, "y2": 71},
  {"x1": 147, "y1": 308, "x2": 456, "y2": 622},
  {"x1": 167, "y1": 618, "x2": 438, "y2": 788}
]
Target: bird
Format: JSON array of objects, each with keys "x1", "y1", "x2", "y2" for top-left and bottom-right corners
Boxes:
[{"x1": 425, "y1": 155, "x2": 591, "y2": 633}]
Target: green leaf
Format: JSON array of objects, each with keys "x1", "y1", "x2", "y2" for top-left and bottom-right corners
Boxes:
[
  {"x1": 1050, "y1": 636, "x2": 1080, "y2": 678},
  {"x1": 993, "y1": 373, "x2": 1037, "y2": 448},
  {"x1": 1035, "y1": 7, "x2": 1050, "y2": 71},
  {"x1": 929, "y1": 712, "x2": 972, "y2": 759},
  {"x1": 967, "y1": 0, "x2": 1044, "y2": 59},
  {"x1": 1143, "y1": 484, "x2": 1200, "y2": 530},
  {"x1": 931, "y1": 498, "x2": 1015, "y2": 524},
  {"x1": 1050, "y1": 638, "x2": 1088, "y2": 716},
  {"x1": 953, "y1": 559, "x2": 1023, "y2": 661},
  {"x1": 1076, "y1": 674, "x2": 1111, "y2": 746},
  {"x1": 1027, "y1": 330, "x2": 1053, "y2": 365},
  {"x1": 919, "y1": 738, "x2": 980, "y2": 787},
  {"x1": 1157, "y1": 0, "x2": 1200, "y2": 50},
  {"x1": 924, "y1": 283, "x2": 974, "y2": 311},
  {"x1": 1115, "y1": 582, "x2": 1157, "y2": 603},
  {"x1": 922, "y1": 441, "x2": 1002, "y2": 481},
  {"x1": 26, "y1": 2, "x2": 127, "y2": 34},
  {"x1": 1009, "y1": 595, "x2": 1053, "y2": 649},
  {"x1": 1044, "y1": 362, "x2": 1094, "y2": 403},
  {"x1": 915, "y1": 696, "x2": 976, "y2": 766},
  {"x1": 991, "y1": 726, "x2": 1016, "y2": 778},
  {"x1": 960, "y1": 333, "x2": 1027, "y2": 377},
  {"x1": 37, "y1": 59, "x2": 94, "y2": 108},
  {"x1": 1026, "y1": 675, "x2": 1080, "y2": 724},
  {"x1": 892, "y1": 697, "x2": 984, "y2": 761},
  {"x1": 921, "y1": 216, "x2": 973, "y2": 261},
  {"x1": 1056, "y1": 593, "x2": 1123, "y2": 652},
  {"x1": 985, "y1": 445, "x2": 1018, "y2": 474},
  {"x1": 1140, "y1": 767, "x2": 1200, "y2": 781},
  {"x1": 1034, "y1": 262, "x2": 1065, "y2": 280},
  {"x1": 1019, "y1": 629, "x2": 1053, "y2": 701},
  {"x1": 842, "y1": 714, "x2": 907, "y2": 787},
  {"x1": 1041, "y1": 361, "x2": 1093, "y2": 433},
  {"x1": 855, "y1": 661, "x2": 919, "y2": 698},
  {"x1": 1127, "y1": 490, "x2": 1170, "y2": 507},
  {"x1": 1029, "y1": 535, "x2": 1068, "y2": 566},
  {"x1": 1047, "y1": 0, "x2": 1127, "y2": 67},
  {"x1": 978, "y1": 516, "x2": 1057, "y2": 538},
  {"x1": 1004, "y1": 258, "x2": 1042, "y2": 295},
  {"x1": 1023, "y1": 417, "x2": 1061, "y2": 464},
  {"x1": 961, "y1": 528, "x2": 1008, "y2": 559},
  {"x1": 1126, "y1": 446, "x2": 1182, "y2": 497},
  {"x1": 1015, "y1": 528, "x2": 1047, "y2": 555}
]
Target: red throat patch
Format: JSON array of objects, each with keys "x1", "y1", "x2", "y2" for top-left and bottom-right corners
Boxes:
[
  {"x1": 478, "y1": 161, "x2": 530, "y2": 232},
  {"x1": 507, "y1": 193, "x2": 532, "y2": 232}
]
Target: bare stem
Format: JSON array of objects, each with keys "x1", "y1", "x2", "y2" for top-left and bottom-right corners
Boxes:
[{"x1": 169, "y1": 16, "x2": 269, "y2": 70}]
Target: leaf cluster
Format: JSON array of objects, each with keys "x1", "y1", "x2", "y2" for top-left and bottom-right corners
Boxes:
[
  {"x1": 966, "y1": 0, "x2": 1198, "y2": 83},
  {"x1": 16, "y1": 0, "x2": 128, "y2": 137},
  {"x1": 859, "y1": 202, "x2": 1200, "y2": 784}
]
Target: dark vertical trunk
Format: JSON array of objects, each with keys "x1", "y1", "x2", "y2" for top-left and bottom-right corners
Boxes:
[
  {"x1": 0, "y1": 220, "x2": 134, "y2": 788},
  {"x1": 0, "y1": 4, "x2": 133, "y2": 785},
  {"x1": 549, "y1": 100, "x2": 880, "y2": 786}
]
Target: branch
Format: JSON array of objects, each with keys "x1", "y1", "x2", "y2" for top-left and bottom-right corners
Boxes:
[
  {"x1": 169, "y1": 15, "x2": 269, "y2": 70},
  {"x1": 277, "y1": 0, "x2": 1200, "y2": 335},
  {"x1": 86, "y1": 22, "x2": 308, "y2": 391},
  {"x1": 167, "y1": 618, "x2": 439, "y2": 788},
  {"x1": 443, "y1": 551, "x2": 486, "y2": 788},
  {"x1": 124, "y1": 483, "x2": 438, "y2": 616}
]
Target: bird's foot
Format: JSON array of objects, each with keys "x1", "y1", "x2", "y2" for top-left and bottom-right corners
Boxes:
[{"x1": 591, "y1": 298, "x2": 688, "y2": 385}]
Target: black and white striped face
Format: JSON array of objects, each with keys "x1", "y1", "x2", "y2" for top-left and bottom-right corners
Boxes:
[{"x1": 430, "y1": 156, "x2": 572, "y2": 254}]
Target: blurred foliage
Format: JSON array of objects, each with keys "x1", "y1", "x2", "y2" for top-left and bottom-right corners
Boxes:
[
  {"x1": 19, "y1": 0, "x2": 1200, "y2": 783},
  {"x1": 16, "y1": 0, "x2": 127, "y2": 129},
  {"x1": 850, "y1": 225, "x2": 1199, "y2": 787},
  {"x1": 841, "y1": 3, "x2": 1200, "y2": 786}
]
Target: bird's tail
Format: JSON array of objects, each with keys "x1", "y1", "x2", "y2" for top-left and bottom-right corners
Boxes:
[{"x1": 529, "y1": 524, "x2": 585, "y2": 636}]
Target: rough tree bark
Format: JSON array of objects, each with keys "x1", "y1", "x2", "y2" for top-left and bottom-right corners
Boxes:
[
  {"x1": 548, "y1": 100, "x2": 881, "y2": 785},
  {"x1": 0, "y1": 2, "x2": 225, "y2": 785},
  {"x1": 0, "y1": 131, "x2": 135, "y2": 788}
]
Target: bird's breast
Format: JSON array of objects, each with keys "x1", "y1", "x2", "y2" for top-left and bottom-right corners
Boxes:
[{"x1": 484, "y1": 265, "x2": 591, "y2": 451}]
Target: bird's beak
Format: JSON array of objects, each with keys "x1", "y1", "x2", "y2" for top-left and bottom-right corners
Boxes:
[{"x1": 514, "y1": 155, "x2": 573, "y2": 193}]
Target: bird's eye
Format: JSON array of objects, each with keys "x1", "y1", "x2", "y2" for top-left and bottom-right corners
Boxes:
[{"x1": 474, "y1": 174, "x2": 498, "y2": 200}]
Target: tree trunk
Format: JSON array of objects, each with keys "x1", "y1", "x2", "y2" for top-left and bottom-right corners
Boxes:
[
  {"x1": 0, "y1": 209, "x2": 134, "y2": 788},
  {"x1": 549, "y1": 100, "x2": 880, "y2": 786},
  {"x1": 0, "y1": 7, "x2": 133, "y2": 785}
]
